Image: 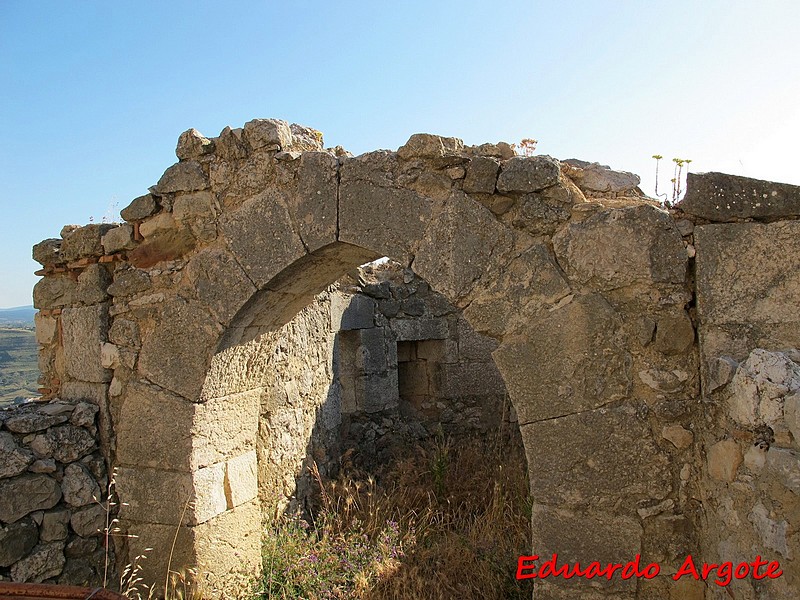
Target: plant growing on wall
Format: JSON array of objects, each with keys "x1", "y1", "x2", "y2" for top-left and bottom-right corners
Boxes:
[
  {"x1": 652, "y1": 155, "x2": 692, "y2": 207},
  {"x1": 512, "y1": 138, "x2": 538, "y2": 157}
]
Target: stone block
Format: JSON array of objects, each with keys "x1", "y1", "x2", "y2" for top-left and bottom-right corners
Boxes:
[
  {"x1": 176, "y1": 128, "x2": 214, "y2": 160},
  {"x1": 61, "y1": 463, "x2": 100, "y2": 507},
  {"x1": 75, "y1": 263, "x2": 111, "y2": 305},
  {"x1": 191, "y1": 389, "x2": 259, "y2": 469},
  {"x1": 183, "y1": 247, "x2": 256, "y2": 326},
  {"x1": 61, "y1": 305, "x2": 110, "y2": 383},
  {"x1": 100, "y1": 223, "x2": 135, "y2": 253},
  {"x1": 120, "y1": 194, "x2": 158, "y2": 222},
  {"x1": 219, "y1": 190, "x2": 307, "y2": 288},
  {"x1": 355, "y1": 372, "x2": 399, "y2": 413},
  {"x1": 396, "y1": 133, "x2": 464, "y2": 162},
  {"x1": 33, "y1": 275, "x2": 77, "y2": 309},
  {"x1": 561, "y1": 158, "x2": 641, "y2": 193},
  {"x1": 456, "y1": 318, "x2": 497, "y2": 360},
  {"x1": 531, "y1": 504, "x2": 642, "y2": 597},
  {"x1": 0, "y1": 432, "x2": 34, "y2": 478},
  {"x1": 390, "y1": 317, "x2": 449, "y2": 341},
  {"x1": 61, "y1": 224, "x2": 114, "y2": 262},
  {"x1": 122, "y1": 521, "x2": 195, "y2": 597},
  {"x1": 192, "y1": 462, "x2": 228, "y2": 524},
  {"x1": 32, "y1": 238, "x2": 62, "y2": 266},
  {"x1": 493, "y1": 294, "x2": 631, "y2": 423},
  {"x1": 0, "y1": 518, "x2": 38, "y2": 566},
  {"x1": 224, "y1": 451, "x2": 258, "y2": 508},
  {"x1": 34, "y1": 313, "x2": 57, "y2": 345},
  {"x1": 10, "y1": 541, "x2": 65, "y2": 583},
  {"x1": 40, "y1": 509, "x2": 70, "y2": 542},
  {"x1": 173, "y1": 190, "x2": 216, "y2": 222},
  {"x1": 339, "y1": 151, "x2": 435, "y2": 261},
  {"x1": 653, "y1": 311, "x2": 695, "y2": 356},
  {"x1": 137, "y1": 299, "x2": 220, "y2": 400},
  {"x1": 435, "y1": 362, "x2": 506, "y2": 398},
  {"x1": 354, "y1": 327, "x2": 390, "y2": 374},
  {"x1": 293, "y1": 151, "x2": 338, "y2": 251},
  {"x1": 154, "y1": 161, "x2": 209, "y2": 194},
  {"x1": 115, "y1": 380, "x2": 194, "y2": 470},
  {"x1": 463, "y1": 156, "x2": 500, "y2": 194},
  {"x1": 330, "y1": 293, "x2": 375, "y2": 331},
  {"x1": 679, "y1": 171, "x2": 800, "y2": 221},
  {"x1": 0, "y1": 474, "x2": 62, "y2": 523},
  {"x1": 707, "y1": 439, "x2": 742, "y2": 482},
  {"x1": 521, "y1": 404, "x2": 671, "y2": 509},
  {"x1": 242, "y1": 118, "x2": 292, "y2": 150},
  {"x1": 414, "y1": 191, "x2": 514, "y2": 304},
  {"x1": 496, "y1": 155, "x2": 560, "y2": 193},
  {"x1": 553, "y1": 204, "x2": 686, "y2": 290},
  {"x1": 115, "y1": 467, "x2": 193, "y2": 526}
]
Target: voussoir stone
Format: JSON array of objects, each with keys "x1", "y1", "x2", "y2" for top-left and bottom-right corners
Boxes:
[
  {"x1": 0, "y1": 432, "x2": 34, "y2": 478},
  {"x1": 0, "y1": 474, "x2": 62, "y2": 523},
  {"x1": 496, "y1": 155, "x2": 560, "y2": 193},
  {"x1": 679, "y1": 171, "x2": 800, "y2": 221}
]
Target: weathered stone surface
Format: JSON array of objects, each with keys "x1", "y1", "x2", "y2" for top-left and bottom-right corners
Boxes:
[
  {"x1": 330, "y1": 293, "x2": 375, "y2": 331},
  {"x1": 173, "y1": 190, "x2": 216, "y2": 223},
  {"x1": 4, "y1": 411, "x2": 68, "y2": 434},
  {"x1": 679, "y1": 171, "x2": 800, "y2": 221},
  {"x1": 107, "y1": 267, "x2": 151, "y2": 297},
  {"x1": 64, "y1": 537, "x2": 97, "y2": 558},
  {"x1": 415, "y1": 191, "x2": 513, "y2": 303},
  {"x1": 61, "y1": 463, "x2": 100, "y2": 507},
  {"x1": 0, "y1": 432, "x2": 34, "y2": 478},
  {"x1": 521, "y1": 404, "x2": 671, "y2": 508},
  {"x1": 462, "y1": 156, "x2": 500, "y2": 194},
  {"x1": 339, "y1": 152, "x2": 437, "y2": 261},
  {"x1": 74, "y1": 263, "x2": 111, "y2": 305},
  {"x1": 707, "y1": 355, "x2": 738, "y2": 392},
  {"x1": 561, "y1": 158, "x2": 641, "y2": 193},
  {"x1": 61, "y1": 224, "x2": 114, "y2": 262},
  {"x1": 707, "y1": 439, "x2": 742, "y2": 482},
  {"x1": 182, "y1": 248, "x2": 256, "y2": 326},
  {"x1": 69, "y1": 504, "x2": 106, "y2": 538},
  {"x1": 494, "y1": 294, "x2": 631, "y2": 423},
  {"x1": 292, "y1": 151, "x2": 338, "y2": 251},
  {"x1": 120, "y1": 193, "x2": 158, "y2": 222},
  {"x1": 47, "y1": 425, "x2": 96, "y2": 463},
  {"x1": 531, "y1": 504, "x2": 642, "y2": 597},
  {"x1": 100, "y1": 223, "x2": 135, "y2": 253},
  {"x1": 0, "y1": 518, "x2": 38, "y2": 566},
  {"x1": 176, "y1": 128, "x2": 214, "y2": 160},
  {"x1": 32, "y1": 238, "x2": 62, "y2": 266},
  {"x1": 496, "y1": 155, "x2": 560, "y2": 193},
  {"x1": 29, "y1": 459, "x2": 56, "y2": 474},
  {"x1": 10, "y1": 541, "x2": 65, "y2": 583},
  {"x1": 115, "y1": 467, "x2": 193, "y2": 526},
  {"x1": 61, "y1": 305, "x2": 110, "y2": 383},
  {"x1": 662, "y1": 425, "x2": 693, "y2": 449},
  {"x1": 554, "y1": 204, "x2": 686, "y2": 290},
  {"x1": 389, "y1": 317, "x2": 449, "y2": 341},
  {"x1": 154, "y1": 161, "x2": 209, "y2": 194},
  {"x1": 70, "y1": 402, "x2": 98, "y2": 428},
  {"x1": 219, "y1": 190, "x2": 306, "y2": 288},
  {"x1": 40, "y1": 509, "x2": 70, "y2": 542},
  {"x1": 137, "y1": 211, "x2": 176, "y2": 238},
  {"x1": 396, "y1": 133, "x2": 464, "y2": 162},
  {"x1": 137, "y1": 300, "x2": 220, "y2": 400},
  {"x1": 242, "y1": 118, "x2": 292, "y2": 151},
  {"x1": 0, "y1": 474, "x2": 62, "y2": 523},
  {"x1": 727, "y1": 349, "x2": 800, "y2": 427},
  {"x1": 765, "y1": 448, "x2": 800, "y2": 494},
  {"x1": 34, "y1": 313, "x2": 57, "y2": 345},
  {"x1": 653, "y1": 311, "x2": 695, "y2": 356},
  {"x1": 33, "y1": 275, "x2": 76, "y2": 309}
]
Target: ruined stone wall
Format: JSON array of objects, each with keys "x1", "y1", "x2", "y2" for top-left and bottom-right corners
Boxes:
[
  {"x1": 0, "y1": 399, "x2": 108, "y2": 586},
  {"x1": 19, "y1": 118, "x2": 800, "y2": 599}
]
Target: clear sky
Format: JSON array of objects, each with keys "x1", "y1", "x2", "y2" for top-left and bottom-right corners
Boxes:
[{"x1": 1, "y1": 1, "x2": 798, "y2": 307}]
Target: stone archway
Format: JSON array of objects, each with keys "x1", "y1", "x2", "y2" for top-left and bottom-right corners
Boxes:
[{"x1": 33, "y1": 120, "x2": 699, "y2": 598}]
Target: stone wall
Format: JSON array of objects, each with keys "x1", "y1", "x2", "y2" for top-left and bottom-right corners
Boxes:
[
  {"x1": 0, "y1": 399, "x2": 109, "y2": 586},
  {"x1": 24, "y1": 118, "x2": 800, "y2": 598}
]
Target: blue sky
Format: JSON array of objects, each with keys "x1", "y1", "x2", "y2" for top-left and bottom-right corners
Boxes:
[{"x1": 2, "y1": 1, "x2": 798, "y2": 307}]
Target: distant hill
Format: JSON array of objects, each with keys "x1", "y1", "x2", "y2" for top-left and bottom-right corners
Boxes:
[{"x1": 0, "y1": 306, "x2": 35, "y2": 326}]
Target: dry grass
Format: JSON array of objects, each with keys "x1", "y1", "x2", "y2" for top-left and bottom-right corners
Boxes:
[{"x1": 260, "y1": 428, "x2": 532, "y2": 599}]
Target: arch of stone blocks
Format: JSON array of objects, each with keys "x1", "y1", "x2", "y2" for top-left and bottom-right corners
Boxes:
[{"x1": 32, "y1": 119, "x2": 800, "y2": 598}]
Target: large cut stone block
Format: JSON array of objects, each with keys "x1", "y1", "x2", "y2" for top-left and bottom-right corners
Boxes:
[
  {"x1": 493, "y1": 294, "x2": 632, "y2": 423},
  {"x1": 530, "y1": 504, "x2": 642, "y2": 598},
  {"x1": 219, "y1": 190, "x2": 307, "y2": 288},
  {"x1": 61, "y1": 305, "x2": 110, "y2": 383},
  {"x1": 293, "y1": 151, "x2": 338, "y2": 251},
  {"x1": 414, "y1": 191, "x2": 514, "y2": 304},
  {"x1": 330, "y1": 293, "x2": 375, "y2": 331},
  {"x1": 339, "y1": 151, "x2": 436, "y2": 261},
  {"x1": 554, "y1": 204, "x2": 686, "y2": 290},
  {"x1": 182, "y1": 247, "x2": 256, "y2": 326},
  {"x1": 115, "y1": 467, "x2": 193, "y2": 526},
  {"x1": 191, "y1": 389, "x2": 259, "y2": 469},
  {"x1": 679, "y1": 171, "x2": 800, "y2": 221},
  {"x1": 522, "y1": 404, "x2": 671, "y2": 509}
]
